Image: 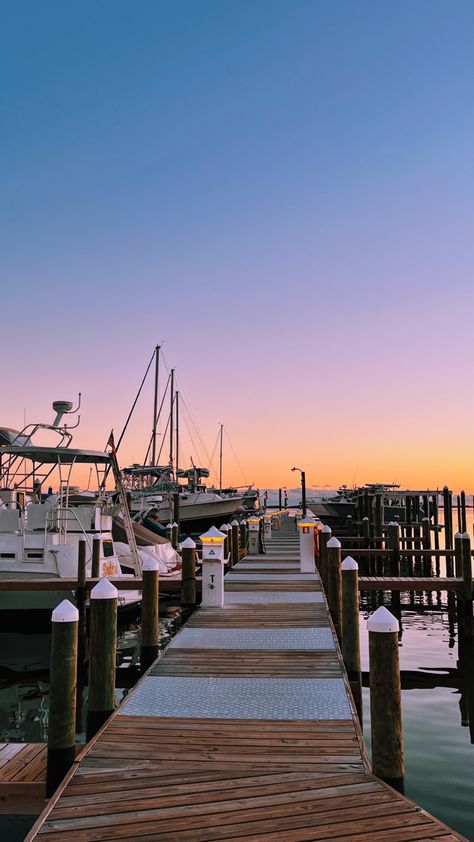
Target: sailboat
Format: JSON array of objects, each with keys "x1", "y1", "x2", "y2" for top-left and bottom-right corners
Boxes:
[{"x1": 121, "y1": 348, "x2": 248, "y2": 533}]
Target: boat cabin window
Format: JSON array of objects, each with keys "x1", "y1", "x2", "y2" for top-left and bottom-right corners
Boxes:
[
  {"x1": 103, "y1": 540, "x2": 114, "y2": 558},
  {"x1": 0, "y1": 553, "x2": 16, "y2": 558}
]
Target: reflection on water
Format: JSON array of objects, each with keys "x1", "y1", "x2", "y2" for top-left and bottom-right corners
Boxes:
[{"x1": 360, "y1": 594, "x2": 474, "y2": 840}]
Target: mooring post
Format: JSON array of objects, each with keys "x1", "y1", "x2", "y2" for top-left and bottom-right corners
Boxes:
[
  {"x1": 387, "y1": 522, "x2": 400, "y2": 576},
  {"x1": 368, "y1": 606, "x2": 404, "y2": 790},
  {"x1": 327, "y1": 536, "x2": 342, "y2": 644},
  {"x1": 239, "y1": 520, "x2": 247, "y2": 556},
  {"x1": 166, "y1": 522, "x2": 173, "y2": 544},
  {"x1": 171, "y1": 521, "x2": 179, "y2": 550},
  {"x1": 219, "y1": 523, "x2": 229, "y2": 561},
  {"x1": 173, "y1": 491, "x2": 180, "y2": 538},
  {"x1": 181, "y1": 537, "x2": 196, "y2": 605},
  {"x1": 461, "y1": 490, "x2": 467, "y2": 534},
  {"x1": 443, "y1": 486, "x2": 453, "y2": 576},
  {"x1": 86, "y1": 578, "x2": 118, "y2": 741},
  {"x1": 462, "y1": 531, "x2": 473, "y2": 622},
  {"x1": 46, "y1": 600, "x2": 78, "y2": 797},
  {"x1": 230, "y1": 519, "x2": 240, "y2": 567},
  {"x1": 341, "y1": 556, "x2": 360, "y2": 681},
  {"x1": 454, "y1": 532, "x2": 463, "y2": 578},
  {"x1": 140, "y1": 557, "x2": 159, "y2": 673},
  {"x1": 247, "y1": 517, "x2": 260, "y2": 554},
  {"x1": 319, "y1": 525, "x2": 332, "y2": 592},
  {"x1": 92, "y1": 537, "x2": 101, "y2": 579},
  {"x1": 421, "y1": 517, "x2": 432, "y2": 576},
  {"x1": 76, "y1": 540, "x2": 87, "y2": 680}
]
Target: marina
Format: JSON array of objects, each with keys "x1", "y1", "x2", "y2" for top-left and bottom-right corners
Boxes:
[{"x1": 20, "y1": 517, "x2": 469, "y2": 840}]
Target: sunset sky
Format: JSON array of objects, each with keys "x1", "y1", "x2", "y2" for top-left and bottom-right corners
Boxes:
[{"x1": 2, "y1": 1, "x2": 473, "y2": 492}]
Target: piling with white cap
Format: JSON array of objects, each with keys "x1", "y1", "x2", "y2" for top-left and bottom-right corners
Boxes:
[
  {"x1": 219, "y1": 523, "x2": 230, "y2": 561},
  {"x1": 200, "y1": 526, "x2": 226, "y2": 607},
  {"x1": 387, "y1": 521, "x2": 400, "y2": 576},
  {"x1": 341, "y1": 556, "x2": 360, "y2": 684},
  {"x1": 230, "y1": 519, "x2": 240, "y2": 567},
  {"x1": 166, "y1": 522, "x2": 173, "y2": 544},
  {"x1": 86, "y1": 578, "x2": 118, "y2": 740},
  {"x1": 76, "y1": 539, "x2": 87, "y2": 684},
  {"x1": 239, "y1": 519, "x2": 248, "y2": 556},
  {"x1": 297, "y1": 515, "x2": 317, "y2": 573},
  {"x1": 171, "y1": 521, "x2": 179, "y2": 550},
  {"x1": 141, "y1": 556, "x2": 160, "y2": 673},
  {"x1": 368, "y1": 606, "x2": 404, "y2": 789},
  {"x1": 319, "y1": 525, "x2": 332, "y2": 592},
  {"x1": 181, "y1": 537, "x2": 197, "y2": 605},
  {"x1": 46, "y1": 600, "x2": 79, "y2": 797},
  {"x1": 327, "y1": 536, "x2": 342, "y2": 643}
]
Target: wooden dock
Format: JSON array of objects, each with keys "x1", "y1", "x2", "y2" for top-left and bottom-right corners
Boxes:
[
  {"x1": 27, "y1": 523, "x2": 466, "y2": 841},
  {"x1": 0, "y1": 743, "x2": 46, "y2": 813}
]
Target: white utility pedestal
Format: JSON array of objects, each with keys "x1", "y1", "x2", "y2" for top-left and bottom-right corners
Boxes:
[
  {"x1": 247, "y1": 517, "x2": 261, "y2": 554},
  {"x1": 200, "y1": 526, "x2": 226, "y2": 607},
  {"x1": 263, "y1": 514, "x2": 272, "y2": 541},
  {"x1": 297, "y1": 515, "x2": 317, "y2": 573}
]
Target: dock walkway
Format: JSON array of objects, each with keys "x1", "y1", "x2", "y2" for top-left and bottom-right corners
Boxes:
[{"x1": 28, "y1": 523, "x2": 465, "y2": 841}]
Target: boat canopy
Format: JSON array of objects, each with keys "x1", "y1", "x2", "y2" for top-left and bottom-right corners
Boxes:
[{"x1": 0, "y1": 446, "x2": 111, "y2": 464}]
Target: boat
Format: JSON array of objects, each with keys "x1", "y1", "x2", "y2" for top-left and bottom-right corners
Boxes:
[
  {"x1": 0, "y1": 398, "x2": 143, "y2": 622},
  {"x1": 307, "y1": 483, "x2": 435, "y2": 522}
]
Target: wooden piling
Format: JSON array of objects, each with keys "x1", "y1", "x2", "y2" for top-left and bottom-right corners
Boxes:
[
  {"x1": 326, "y1": 536, "x2": 342, "y2": 644},
  {"x1": 319, "y1": 525, "x2": 332, "y2": 593},
  {"x1": 341, "y1": 556, "x2": 360, "y2": 680},
  {"x1": 75, "y1": 540, "x2": 87, "y2": 678},
  {"x1": 387, "y1": 522, "x2": 400, "y2": 576},
  {"x1": 140, "y1": 557, "x2": 160, "y2": 673},
  {"x1": 455, "y1": 532, "x2": 463, "y2": 578},
  {"x1": 46, "y1": 600, "x2": 78, "y2": 798},
  {"x1": 462, "y1": 531, "x2": 473, "y2": 618},
  {"x1": 86, "y1": 579, "x2": 118, "y2": 741},
  {"x1": 171, "y1": 522, "x2": 179, "y2": 550},
  {"x1": 230, "y1": 520, "x2": 240, "y2": 567},
  {"x1": 421, "y1": 517, "x2": 432, "y2": 575},
  {"x1": 92, "y1": 537, "x2": 101, "y2": 579},
  {"x1": 461, "y1": 490, "x2": 467, "y2": 534},
  {"x1": 239, "y1": 520, "x2": 247, "y2": 555},
  {"x1": 181, "y1": 537, "x2": 196, "y2": 606},
  {"x1": 368, "y1": 606, "x2": 404, "y2": 790}
]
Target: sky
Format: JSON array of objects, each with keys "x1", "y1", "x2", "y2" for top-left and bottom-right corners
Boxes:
[{"x1": 1, "y1": 1, "x2": 473, "y2": 492}]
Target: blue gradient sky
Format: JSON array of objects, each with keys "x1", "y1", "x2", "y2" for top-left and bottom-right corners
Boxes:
[{"x1": 1, "y1": 1, "x2": 473, "y2": 490}]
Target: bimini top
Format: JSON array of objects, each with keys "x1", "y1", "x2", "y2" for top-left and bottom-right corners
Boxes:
[{"x1": 0, "y1": 446, "x2": 111, "y2": 464}]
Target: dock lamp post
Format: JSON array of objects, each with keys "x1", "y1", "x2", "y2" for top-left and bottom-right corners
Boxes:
[{"x1": 291, "y1": 467, "x2": 306, "y2": 516}]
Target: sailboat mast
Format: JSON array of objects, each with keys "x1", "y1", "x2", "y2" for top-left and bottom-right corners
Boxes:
[
  {"x1": 175, "y1": 391, "x2": 179, "y2": 477},
  {"x1": 151, "y1": 345, "x2": 160, "y2": 466},
  {"x1": 219, "y1": 423, "x2": 223, "y2": 493},
  {"x1": 169, "y1": 368, "x2": 175, "y2": 472}
]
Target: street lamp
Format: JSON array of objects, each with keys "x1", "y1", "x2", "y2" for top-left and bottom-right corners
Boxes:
[{"x1": 291, "y1": 467, "x2": 306, "y2": 516}]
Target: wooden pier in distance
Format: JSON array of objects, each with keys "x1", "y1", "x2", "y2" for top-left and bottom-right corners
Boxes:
[{"x1": 27, "y1": 522, "x2": 466, "y2": 841}]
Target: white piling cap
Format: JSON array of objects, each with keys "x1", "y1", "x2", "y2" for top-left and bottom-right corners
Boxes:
[
  {"x1": 166, "y1": 523, "x2": 173, "y2": 529},
  {"x1": 230, "y1": 519, "x2": 239, "y2": 526},
  {"x1": 363, "y1": 516, "x2": 369, "y2": 521},
  {"x1": 454, "y1": 532, "x2": 462, "y2": 540},
  {"x1": 181, "y1": 537, "x2": 196, "y2": 549},
  {"x1": 388, "y1": 521, "x2": 399, "y2": 527},
  {"x1": 341, "y1": 556, "x2": 358, "y2": 571},
  {"x1": 172, "y1": 522, "x2": 178, "y2": 528},
  {"x1": 91, "y1": 578, "x2": 118, "y2": 600},
  {"x1": 52, "y1": 599, "x2": 79, "y2": 623},
  {"x1": 367, "y1": 605, "x2": 399, "y2": 633},
  {"x1": 142, "y1": 557, "x2": 160, "y2": 571},
  {"x1": 326, "y1": 536, "x2": 341, "y2": 548},
  {"x1": 462, "y1": 531, "x2": 471, "y2": 539},
  {"x1": 421, "y1": 517, "x2": 429, "y2": 522},
  {"x1": 220, "y1": 523, "x2": 229, "y2": 531},
  {"x1": 322, "y1": 524, "x2": 332, "y2": 534}
]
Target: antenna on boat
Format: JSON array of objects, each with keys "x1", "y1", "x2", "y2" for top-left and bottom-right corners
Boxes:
[
  {"x1": 218, "y1": 423, "x2": 223, "y2": 493},
  {"x1": 151, "y1": 345, "x2": 161, "y2": 466}
]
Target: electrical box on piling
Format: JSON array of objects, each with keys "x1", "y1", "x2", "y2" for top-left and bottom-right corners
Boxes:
[
  {"x1": 297, "y1": 515, "x2": 317, "y2": 573},
  {"x1": 200, "y1": 526, "x2": 226, "y2": 607}
]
